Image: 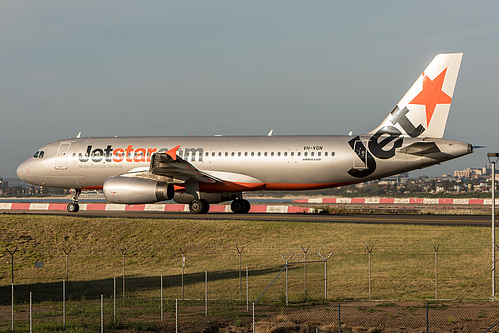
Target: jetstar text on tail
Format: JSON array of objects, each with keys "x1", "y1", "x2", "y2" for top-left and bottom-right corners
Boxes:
[{"x1": 78, "y1": 145, "x2": 204, "y2": 163}]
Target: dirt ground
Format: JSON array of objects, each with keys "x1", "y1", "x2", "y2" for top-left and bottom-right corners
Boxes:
[{"x1": 3, "y1": 301, "x2": 497, "y2": 332}]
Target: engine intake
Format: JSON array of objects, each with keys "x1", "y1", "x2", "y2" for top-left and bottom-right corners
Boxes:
[{"x1": 103, "y1": 176, "x2": 174, "y2": 204}]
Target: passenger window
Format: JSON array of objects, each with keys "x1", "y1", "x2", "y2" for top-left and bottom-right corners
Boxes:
[
  {"x1": 271, "y1": 152, "x2": 274, "y2": 157},
  {"x1": 251, "y1": 152, "x2": 254, "y2": 157},
  {"x1": 277, "y1": 152, "x2": 281, "y2": 157},
  {"x1": 298, "y1": 152, "x2": 301, "y2": 156},
  {"x1": 258, "y1": 152, "x2": 261, "y2": 156},
  {"x1": 212, "y1": 152, "x2": 215, "y2": 157},
  {"x1": 244, "y1": 152, "x2": 248, "y2": 156},
  {"x1": 238, "y1": 152, "x2": 241, "y2": 157},
  {"x1": 332, "y1": 152, "x2": 335, "y2": 156},
  {"x1": 291, "y1": 152, "x2": 294, "y2": 157},
  {"x1": 304, "y1": 152, "x2": 308, "y2": 157},
  {"x1": 231, "y1": 152, "x2": 235, "y2": 157},
  {"x1": 311, "y1": 152, "x2": 314, "y2": 157},
  {"x1": 324, "y1": 152, "x2": 328, "y2": 157},
  {"x1": 264, "y1": 152, "x2": 268, "y2": 157},
  {"x1": 318, "y1": 152, "x2": 321, "y2": 157},
  {"x1": 225, "y1": 152, "x2": 228, "y2": 156}
]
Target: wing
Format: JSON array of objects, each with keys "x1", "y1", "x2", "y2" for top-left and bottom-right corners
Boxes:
[{"x1": 149, "y1": 151, "x2": 223, "y2": 184}]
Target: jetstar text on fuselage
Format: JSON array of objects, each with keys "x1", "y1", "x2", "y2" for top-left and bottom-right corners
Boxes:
[{"x1": 78, "y1": 145, "x2": 204, "y2": 163}]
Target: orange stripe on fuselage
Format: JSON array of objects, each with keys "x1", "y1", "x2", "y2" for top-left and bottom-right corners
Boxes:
[{"x1": 82, "y1": 182, "x2": 352, "y2": 193}]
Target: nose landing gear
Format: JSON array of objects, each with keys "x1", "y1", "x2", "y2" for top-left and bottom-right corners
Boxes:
[{"x1": 67, "y1": 189, "x2": 81, "y2": 212}]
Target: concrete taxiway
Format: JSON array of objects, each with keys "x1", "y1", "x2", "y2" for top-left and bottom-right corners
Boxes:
[{"x1": 1, "y1": 210, "x2": 492, "y2": 227}]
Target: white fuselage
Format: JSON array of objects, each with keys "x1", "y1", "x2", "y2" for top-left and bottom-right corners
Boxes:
[{"x1": 17, "y1": 135, "x2": 472, "y2": 192}]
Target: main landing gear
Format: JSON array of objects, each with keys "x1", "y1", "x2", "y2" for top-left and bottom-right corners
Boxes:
[
  {"x1": 67, "y1": 189, "x2": 81, "y2": 213},
  {"x1": 231, "y1": 198, "x2": 251, "y2": 214},
  {"x1": 187, "y1": 196, "x2": 251, "y2": 214},
  {"x1": 188, "y1": 199, "x2": 210, "y2": 214}
]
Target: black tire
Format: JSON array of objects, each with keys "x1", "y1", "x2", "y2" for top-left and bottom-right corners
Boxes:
[
  {"x1": 189, "y1": 199, "x2": 210, "y2": 214},
  {"x1": 242, "y1": 199, "x2": 251, "y2": 213},
  {"x1": 67, "y1": 203, "x2": 79, "y2": 213},
  {"x1": 200, "y1": 199, "x2": 210, "y2": 214},
  {"x1": 231, "y1": 199, "x2": 245, "y2": 214}
]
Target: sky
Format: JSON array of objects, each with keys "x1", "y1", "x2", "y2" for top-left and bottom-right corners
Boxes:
[{"x1": 1, "y1": 1, "x2": 499, "y2": 179}]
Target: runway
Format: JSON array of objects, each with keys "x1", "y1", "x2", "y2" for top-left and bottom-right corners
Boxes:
[{"x1": 2, "y1": 210, "x2": 492, "y2": 226}]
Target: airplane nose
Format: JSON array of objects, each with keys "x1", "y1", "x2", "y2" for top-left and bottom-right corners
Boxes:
[{"x1": 16, "y1": 160, "x2": 31, "y2": 182}]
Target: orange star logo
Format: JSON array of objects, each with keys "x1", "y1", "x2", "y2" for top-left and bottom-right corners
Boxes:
[{"x1": 409, "y1": 68, "x2": 452, "y2": 126}]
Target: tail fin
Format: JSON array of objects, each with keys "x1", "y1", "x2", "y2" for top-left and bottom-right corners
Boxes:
[{"x1": 369, "y1": 53, "x2": 463, "y2": 138}]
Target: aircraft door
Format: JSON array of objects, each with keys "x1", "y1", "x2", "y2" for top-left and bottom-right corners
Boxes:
[
  {"x1": 55, "y1": 143, "x2": 71, "y2": 170},
  {"x1": 352, "y1": 140, "x2": 368, "y2": 170}
]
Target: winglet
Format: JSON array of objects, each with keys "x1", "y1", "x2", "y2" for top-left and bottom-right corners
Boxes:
[{"x1": 166, "y1": 145, "x2": 181, "y2": 160}]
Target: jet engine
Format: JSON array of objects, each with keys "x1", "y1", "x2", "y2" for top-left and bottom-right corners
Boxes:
[
  {"x1": 103, "y1": 176, "x2": 174, "y2": 204},
  {"x1": 173, "y1": 192, "x2": 237, "y2": 204}
]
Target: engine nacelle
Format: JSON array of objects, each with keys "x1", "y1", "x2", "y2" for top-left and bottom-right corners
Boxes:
[
  {"x1": 103, "y1": 176, "x2": 174, "y2": 204},
  {"x1": 173, "y1": 192, "x2": 237, "y2": 204}
]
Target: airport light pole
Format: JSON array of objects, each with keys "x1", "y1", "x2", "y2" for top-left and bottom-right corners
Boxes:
[{"x1": 488, "y1": 153, "x2": 499, "y2": 300}]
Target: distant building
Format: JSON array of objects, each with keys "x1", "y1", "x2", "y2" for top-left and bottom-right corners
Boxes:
[
  {"x1": 0, "y1": 178, "x2": 7, "y2": 195},
  {"x1": 382, "y1": 172, "x2": 409, "y2": 184},
  {"x1": 454, "y1": 167, "x2": 486, "y2": 179}
]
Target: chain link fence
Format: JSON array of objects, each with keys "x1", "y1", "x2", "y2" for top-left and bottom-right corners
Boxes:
[{"x1": 2, "y1": 296, "x2": 499, "y2": 332}]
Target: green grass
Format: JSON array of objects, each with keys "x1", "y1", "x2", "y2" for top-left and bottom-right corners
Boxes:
[{"x1": 0, "y1": 214, "x2": 494, "y2": 303}]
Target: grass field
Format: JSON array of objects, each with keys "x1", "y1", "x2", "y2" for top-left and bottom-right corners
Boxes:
[{"x1": 0, "y1": 213, "x2": 494, "y2": 303}]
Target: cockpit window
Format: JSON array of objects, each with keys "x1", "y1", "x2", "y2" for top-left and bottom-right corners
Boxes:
[{"x1": 32, "y1": 151, "x2": 45, "y2": 158}]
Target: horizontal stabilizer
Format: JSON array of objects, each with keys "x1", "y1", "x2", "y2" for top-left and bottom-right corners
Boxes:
[{"x1": 398, "y1": 142, "x2": 441, "y2": 156}]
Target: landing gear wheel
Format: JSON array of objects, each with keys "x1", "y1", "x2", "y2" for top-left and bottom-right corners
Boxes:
[
  {"x1": 200, "y1": 199, "x2": 210, "y2": 214},
  {"x1": 241, "y1": 199, "x2": 251, "y2": 213},
  {"x1": 68, "y1": 189, "x2": 81, "y2": 213},
  {"x1": 231, "y1": 199, "x2": 251, "y2": 214},
  {"x1": 67, "y1": 202, "x2": 79, "y2": 213},
  {"x1": 189, "y1": 199, "x2": 210, "y2": 214}
]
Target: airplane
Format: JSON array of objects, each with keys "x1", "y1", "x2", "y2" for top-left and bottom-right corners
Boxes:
[{"x1": 17, "y1": 53, "x2": 472, "y2": 214}]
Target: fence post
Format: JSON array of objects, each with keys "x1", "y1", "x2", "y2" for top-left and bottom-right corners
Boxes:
[
  {"x1": 161, "y1": 274, "x2": 164, "y2": 322},
  {"x1": 176, "y1": 299, "x2": 178, "y2": 333},
  {"x1": 236, "y1": 246, "x2": 245, "y2": 301},
  {"x1": 63, "y1": 280, "x2": 66, "y2": 329},
  {"x1": 119, "y1": 245, "x2": 128, "y2": 298},
  {"x1": 302, "y1": 245, "x2": 310, "y2": 297},
  {"x1": 11, "y1": 283, "x2": 14, "y2": 331},
  {"x1": 318, "y1": 250, "x2": 333, "y2": 300},
  {"x1": 366, "y1": 245, "x2": 374, "y2": 301},
  {"x1": 63, "y1": 246, "x2": 71, "y2": 283},
  {"x1": 338, "y1": 303, "x2": 341, "y2": 333},
  {"x1": 205, "y1": 270, "x2": 208, "y2": 317},
  {"x1": 434, "y1": 243, "x2": 439, "y2": 300},
  {"x1": 426, "y1": 303, "x2": 429, "y2": 333},
  {"x1": 246, "y1": 267, "x2": 249, "y2": 311},
  {"x1": 113, "y1": 277, "x2": 116, "y2": 324},
  {"x1": 7, "y1": 246, "x2": 17, "y2": 285},
  {"x1": 101, "y1": 295, "x2": 104, "y2": 333},
  {"x1": 179, "y1": 246, "x2": 187, "y2": 300},
  {"x1": 252, "y1": 302, "x2": 255, "y2": 333},
  {"x1": 280, "y1": 253, "x2": 294, "y2": 306},
  {"x1": 29, "y1": 292, "x2": 32, "y2": 333}
]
